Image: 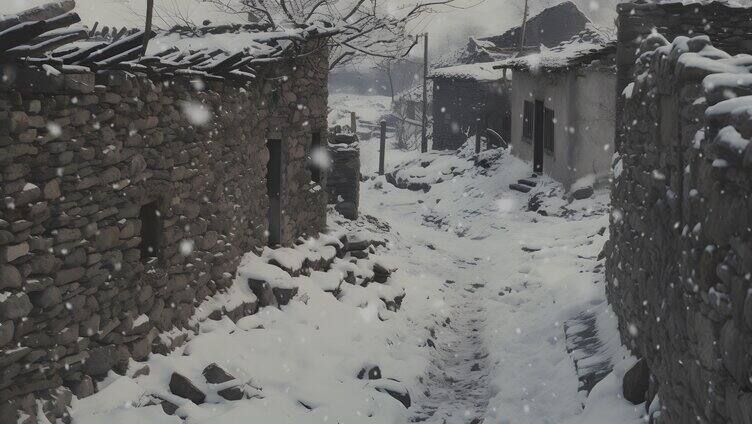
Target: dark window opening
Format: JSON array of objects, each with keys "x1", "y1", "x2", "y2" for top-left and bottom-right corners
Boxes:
[
  {"x1": 310, "y1": 131, "x2": 322, "y2": 184},
  {"x1": 523, "y1": 100, "x2": 534, "y2": 142},
  {"x1": 544, "y1": 107, "x2": 555, "y2": 153},
  {"x1": 139, "y1": 201, "x2": 162, "y2": 264}
]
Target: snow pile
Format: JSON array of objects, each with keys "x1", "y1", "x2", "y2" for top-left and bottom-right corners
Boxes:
[{"x1": 70, "y1": 220, "x2": 445, "y2": 424}]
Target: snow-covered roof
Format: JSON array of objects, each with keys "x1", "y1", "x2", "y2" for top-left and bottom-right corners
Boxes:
[
  {"x1": 495, "y1": 29, "x2": 615, "y2": 73},
  {"x1": 429, "y1": 61, "x2": 507, "y2": 82},
  {"x1": 0, "y1": 1, "x2": 337, "y2": 82}
]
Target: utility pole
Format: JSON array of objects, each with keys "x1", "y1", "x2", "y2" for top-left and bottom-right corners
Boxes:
[
  {"x1": 142, "y1": 0, "x2": 154, "y2": 56},
  {"x1": 518, "y1": 0, "x2": 529, "y2": 54},
  {"x1": 421, "y1": 32, "x2": 429, "y2": 153}
]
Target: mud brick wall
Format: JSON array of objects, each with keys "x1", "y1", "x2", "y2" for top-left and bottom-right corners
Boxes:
[
  {"x1": 605, "y1": 33, "x2": 752, "y2": 424},
  {"x1": 0, "y1": 41, "x2": 328, "y2": 422},
  {"x1": 326, "y1": 133, "x2": 360, "y2": 220}
]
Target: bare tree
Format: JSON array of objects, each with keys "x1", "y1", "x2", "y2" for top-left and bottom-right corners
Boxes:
[{"x1": 203, "y1": 0, "x2": 463, "y2": 69}]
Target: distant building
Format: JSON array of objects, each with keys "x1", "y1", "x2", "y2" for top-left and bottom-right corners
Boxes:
[
  {"x1": 436, "y1": 1, "x2": 591, "y2": 67},
  {"x1": 428, "y1": 1, "x2": 595, "y2": 151},
  {"x1": 497, "y1": 30, "x2": 616, "y2": 188},
  {"x1": 429, "y1": 63, "x2": 510, "y2": 150}
]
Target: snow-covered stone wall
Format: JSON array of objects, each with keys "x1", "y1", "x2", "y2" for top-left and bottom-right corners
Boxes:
[
  {"x1": 327, "y1": 132, "x2": 360, "y2": 220},
  {"x1": 0, "y1": 41, "x2": 328, "y2": 422},
  {"x1": 606, "y1": 32, "x2": 752, "y2": 424},
  {"x1": 615, "y1": 1, "x2": 752, "y2": 148}
]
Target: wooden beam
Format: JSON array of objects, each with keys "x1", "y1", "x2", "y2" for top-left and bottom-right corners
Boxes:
[{"x1": 0, "y1": 0, "x2": 75, "y2": 32}]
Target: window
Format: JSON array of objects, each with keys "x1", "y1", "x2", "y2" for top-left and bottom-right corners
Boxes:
[
  {"x1": 523, "y1": 101, "x2": 534, "y2": 142},
  {"x1": 309, "y1": 131, "x2": 322, "y2": 184},
  {"x1": 139, "y1": 201, "x2": 162, "y2": 264},
  {"x1": 544, "y1": 107, "x2": 555, "y2": 153}
]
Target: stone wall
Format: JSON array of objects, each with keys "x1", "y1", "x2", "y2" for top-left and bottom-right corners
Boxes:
[
  {"x1": 326, "y1": 132, "x2": 360, "y2": 220},
  {"x1": 605, "y1": 32, "x2": 752, "y2": 424},
  {"x1": 431, "y1": 77, "x2": 509, "y2": 150},
  {"x1": 615, "y1": 1, "x2": 752, "y2": 149},
  {"x1": 0, "y1": 41, "x2": 328, "y2": 422}
]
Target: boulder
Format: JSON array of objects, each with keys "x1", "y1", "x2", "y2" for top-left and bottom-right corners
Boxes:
[
  {"x1": 169, "y1": 372, "x2": 206, "y2": 404},
  {"x1": 623, "y1": 358, "x2": 650, "y2": 404},
  {"x1": 217, "y1": 386, "x2": 244, "y2": 401},
  {"x1": 0, "y1": 293, "x2": 33, "y2": 320},
  {"x1": 0, "y1": 265, "x2": 22, "y2": 290},
  {"x1": 202, "y1": 363, "x2": 235, "y2": 384},
  {"x1": 572, "y1": 186, "x2": 594, "y2": 200}
]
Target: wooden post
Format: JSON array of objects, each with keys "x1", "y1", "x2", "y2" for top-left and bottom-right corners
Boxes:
[
  {"x1": 379, "y1": 121, "x2": 386, "y2": 175},
  {"x1": 142, "y1": 0, "x2": 154, "y2": 56},
  {"x1": 350, "y1": 112, "x2": 357, "y2": 134},
  {"x1": 421, "y1": 33, "x2": 429, "y2": 153},
  {"x1": 475, "y1": 126, "x2": 481, "y2": 154},
  {"x1": 518, "y1": 0, "x2": 529, "y2": 54}
]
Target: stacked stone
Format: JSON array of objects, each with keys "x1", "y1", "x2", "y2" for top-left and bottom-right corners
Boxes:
[
  {"x1": 614, "y1": 1, "x2": 752, "y2": 149},
  {"x1": 326, "y1": 131, "x2": 360, "y2": 220},
  {"x1": 0, "y1": 39, "x2": 329, "y2": 422},
  {"x1": 268, "y1": 44, "x2": 330, "y2": 245},
  {"x1": 606, "y1": 32, "x2": 752, "y2": 424}
]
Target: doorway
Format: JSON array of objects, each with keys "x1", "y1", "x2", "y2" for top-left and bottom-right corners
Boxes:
[
  {"x1": 266, "y1": 139, "x2": 282, "y2": 246},
  {"x1": 139, "y1": 201, "x2": 162, "y2": 264},
  {"x1": 533, "y1": 100, "x2": 545, "y2": 174}
]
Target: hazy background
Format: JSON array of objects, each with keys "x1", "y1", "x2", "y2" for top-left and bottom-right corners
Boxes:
[{"x1": 4, "y1": 0, "x2": 619, "y2": 55}]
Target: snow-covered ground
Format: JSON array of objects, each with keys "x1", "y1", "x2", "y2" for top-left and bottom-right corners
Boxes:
[{"x1": 69, "y1": 93, "x2": 644, "y2": 423}]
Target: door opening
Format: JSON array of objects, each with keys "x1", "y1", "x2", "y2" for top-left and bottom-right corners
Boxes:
[
  {"x1": 139, "y1": 201, "x2": 162, "y2": 264},
  {"x1": 533, "y1": 100, "x2": 545, "y2": 174},
  {"x1": 266, "y1": 139, "x2": 282, "y2": 247}
]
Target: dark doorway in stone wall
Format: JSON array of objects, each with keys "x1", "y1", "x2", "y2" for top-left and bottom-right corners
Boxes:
[
  {"x1": 139, "y1": 201, "x2": 162, "y2": 264},
  {"x1": 267, "y1": 139, "x2": 282, "y2": 247}
]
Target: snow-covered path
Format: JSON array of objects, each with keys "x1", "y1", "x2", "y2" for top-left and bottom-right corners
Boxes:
[{"x1": 348, "y1": 101, "x2": 646, "y2": 422}]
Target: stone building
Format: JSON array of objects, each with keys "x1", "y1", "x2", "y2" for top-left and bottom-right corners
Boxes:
[
  {"x1": 429, "y1": 63, "x2": 510, "y2": 150},
  {"x1": 0, "y1": 3, "x2": 333, "y2": 421},
  {"x1": 498, "y1": 31, "x2": 615, "y2": 188},
  {"x1": 605, "y1": 2, "x2": 752, "y2": 423}
]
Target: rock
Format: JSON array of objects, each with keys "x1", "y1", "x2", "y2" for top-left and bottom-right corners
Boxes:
[
  {"x1": 202, "y1": 363, "x2": 235, "y2": 384},
  {"x1": 374, "y1": 380, "x2": 411, "y2": 408},
  {"x1": 169, "y1": 372, "x2": 206, "y2": 404},
  {"x1": 247, "y1": 278, "x2": 278, "y2": 308},
  {"x1": 350, "y1": 250, "x2": 368, "y2": 259},
  {"x1": 84, "y1": 345, "x2": 117, "y2": 376},
  {"x1": 161, "y1": 399, "x2": 179, "y2": 415},
  {"x1": 571, "y1": 186, "x2": 594, "y2": 200},
  {"x1": 0, "y1": 293, "x2": 33, "y2": 320},
  {"x1": 623, "y1": 358, "x2": 650, "y2": 404},
  {"x1": 1, "y1": 243, "x2": 29, "y2": 262},
  {"x1": 0, "y1": 320, "x2": 14, "y2": 346},
  {"x1": 357, "y1": 366, "x2": 381, "y2": 380},
  {"x1": 0, "y1": 265, "x2": 22, "y2": 290},
  {"x1": 347, "y1": 240, "x2": 370, "y2": 251},
  {"x1": 272, "y1": 287, "x2": 298, "y2": 306},
  {"x1": 217, "y1": 386, "x2": 244, "y2": 401},
  {"x1": 29, "y1": 286, "x2": 62, "y2": 308},
  {"x1": 67, "y1": 375, "x2": 95, "y2": 398}
]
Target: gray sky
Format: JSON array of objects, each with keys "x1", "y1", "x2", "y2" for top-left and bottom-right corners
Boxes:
[{"x1": 4, "y1": 0, "x2": 618, "y2": 54}]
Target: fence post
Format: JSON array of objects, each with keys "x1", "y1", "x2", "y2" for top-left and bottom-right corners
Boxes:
[
  {"x1": 475, "y1": 126, "x2": 481, "y2": 154},
  {"x1": 379, "y1": 120, "x2": 386, "y2": 175},
  {"x1": 350, "y1": 112, "x2": 357, "y2": 134}
]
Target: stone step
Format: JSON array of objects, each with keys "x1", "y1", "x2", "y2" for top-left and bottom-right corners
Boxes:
[
  {"x1": 509, "y1": 183, "x2": 532, "y2": 193},
  {"x1": 518, "y1": 178, "x2": 537, "y2": 188}
]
